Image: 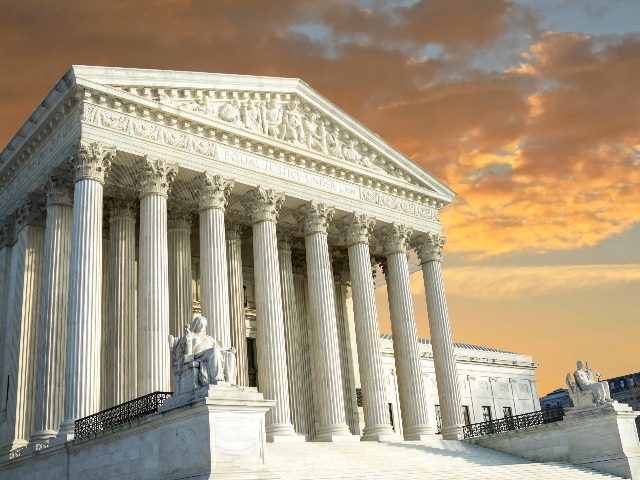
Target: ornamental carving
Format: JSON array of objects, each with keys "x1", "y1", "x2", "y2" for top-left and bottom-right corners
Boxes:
[
  {"x1": 196, "y1": 172, "x2": 234, "y2": 211},
  {"x1": 167, "y1": 209, "x2": 192, "y2": 230},
  {"x1": 0, "y1": 219, "x2": 15, "y2": 248},
  {"x1": 277, "y1": 231, "x2": 292, "y2": 252},
  {"x1": 72, "y1": 140, "x2": 116, "y2": 184},
  {"x1": 412, "y1": 232, "x2": 446, "y2": 263},
  {"x1": 378, "y1": 223, "x2": 412, "y2": 254},
  {"x1": 107, "y1": 197, "x2": 137, "y2": 220},
  {"x1": 340, "y1": 212, "x2": 375, "y2": 246},
  {"x1": 44, "y1": 172, "x2": 73, "y2": 207},
  {"x1": 245, "y1": 186, "x2": 285, "y2": 223},
  {"x1": 225, "y1": 222, "x2": 245, "y2": 241},
  {"x1": 295, "y1": 201, "x2": 335, "y2": 236},
  {"x1": 143, "y1": 89, "x2": 421, "y2": 180},
  {"x1": 15, "y1": 198, "x2": 46, "y2": 230},
  {"x1": 136, "y1": 156, "x2": 178, "y2": 198}
]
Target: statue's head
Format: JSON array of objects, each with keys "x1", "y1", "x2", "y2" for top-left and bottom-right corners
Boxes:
[
  {"x1": 576, "y1": 360, "x2": 584, "y2": 370},
  {"x1": 191, "y1": 315, "x2": 208, "y2": 334}
]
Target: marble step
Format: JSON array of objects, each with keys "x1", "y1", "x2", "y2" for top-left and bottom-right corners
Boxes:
[{"x1": 265, "y1": 440, "x2": 623, "y2": 479}]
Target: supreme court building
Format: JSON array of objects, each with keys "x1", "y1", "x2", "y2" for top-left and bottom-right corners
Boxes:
[{"x1": 0, "y1": 66, "x2": 537, "y2": 452}]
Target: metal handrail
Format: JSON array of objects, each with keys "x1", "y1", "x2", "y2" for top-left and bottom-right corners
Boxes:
[
  {"x1": 74, "y1": 391, "x2": 173, "y2": 439},
  {"x1": 462, "y1": 406, "x2": 565, "y2": 439}
]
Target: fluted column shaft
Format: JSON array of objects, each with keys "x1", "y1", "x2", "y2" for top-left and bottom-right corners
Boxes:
[
  {"x1": 292, "y1": 255, "x2": 316, "y2": 439},
  {"x1": 198, "y1": 173, "x2": 233, "y2": 349},
  {"x1": 297, "y1": 201, "x2": 351, "y2": 440},
  {"x1": 415, "y1": 233, "x2": 463, "y2": 440},
  {"x1": 246, "y1": 187, "x2": 296, "y2": 439},
  {"x1": 137, "y1": 157, "x2": 176, "y2": 396},
  {"x1": 60, "y1": 142, "x2": 114, "y2": 436},
  {"x1": 168, "y1": 211, "x2": 192, "y2": 336},
  {"x1": 278, "y1": 235, "x2": 309, "y2": 436},
  {"x1": 227, "y1": 224, "x2": 248, "y2": 386},
  {"x1": 32, "y1": 176, "x2": 73, "y2": 440},
  {"x1": 341, "y1": 214, "x2": 395, "y2": 440},
  {"x1": 381, "y1": 224, "x2": 434, "y2": 440},
  {"x1": 4, "y1": 203, "x2": 45, "y2": 449},
  {"x1": 107, "y1": 199, "x2": 137, "y2": 405}
]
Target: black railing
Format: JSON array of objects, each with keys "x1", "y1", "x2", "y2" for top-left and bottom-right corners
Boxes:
[
  {"x1": 74, "y1": 391, "x2": 172, "y2": 439},
  {"x1": 462, "y1": 406, "x2": 565, "y2": 439}
]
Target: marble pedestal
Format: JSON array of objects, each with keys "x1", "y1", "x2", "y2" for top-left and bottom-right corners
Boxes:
[{"x1": 0, "y1": 385, "x2": 277, "y2": 480}]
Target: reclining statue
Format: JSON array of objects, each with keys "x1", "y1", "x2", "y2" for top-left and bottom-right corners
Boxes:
[
  {"x1": 566, "y1": 360, "x2": 614, "y2": 408},
  {"x1": 169, "y1": 315, "x2": 238, "y2": 394}
]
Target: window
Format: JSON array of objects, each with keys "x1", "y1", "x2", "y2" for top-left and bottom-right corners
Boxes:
[
  {"x1": 435, "y1": 405, "x2": 442, "y2": 433},
  {"x1": 503, "y1": 407, "x2": 513, "y2": 418},
  {"x1": 461, "y1": 405, "x2": 471, "y2": 426},
  {"x1": 482, "y1": 406, "x2": 492, "y2": 422}
]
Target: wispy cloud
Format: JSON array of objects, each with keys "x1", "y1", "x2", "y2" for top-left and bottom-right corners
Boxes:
[{"x1": 433, "y1": 264, "x2": 640, "y2": 299}]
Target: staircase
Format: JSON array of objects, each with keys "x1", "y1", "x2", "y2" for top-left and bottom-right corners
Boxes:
[{"x1": 266, "y1": 437, "x2": 624, "y2": 479}]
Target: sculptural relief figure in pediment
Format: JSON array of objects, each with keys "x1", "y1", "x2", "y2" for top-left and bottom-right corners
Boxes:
[
  {"x1": 218, "y1": 99, "x2": 244, "y2": 128},
  {"x1": 282, "y1": 98, "x2": 305, "y2": 144},
  {"x1": 262, "y1": 97, "x2": 284, "y2": 138},
  {"x1": 303, "y1": 112, "x2": 328, "y2": 153},
  {"x1": 243, "y1": 99, "x2": 263, "y2": 133}
]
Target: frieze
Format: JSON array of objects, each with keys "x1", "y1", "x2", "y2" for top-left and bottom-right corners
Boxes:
[{"x1": 81, "y1": 103, "x2": 440, "y2": 223}]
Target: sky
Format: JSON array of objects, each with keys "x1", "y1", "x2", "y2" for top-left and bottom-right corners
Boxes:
[{"x1": 0, "y1": 0, "x2": 638, "y2": 395}]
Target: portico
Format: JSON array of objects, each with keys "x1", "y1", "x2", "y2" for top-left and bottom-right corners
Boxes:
[{"x1": 0, "y1": 66, "x2": 463, "y2": 450}]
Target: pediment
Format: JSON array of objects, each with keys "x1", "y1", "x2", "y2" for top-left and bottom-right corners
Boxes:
[{"x1": 71, "y1": 66, "x2": 455, "y2": 202}]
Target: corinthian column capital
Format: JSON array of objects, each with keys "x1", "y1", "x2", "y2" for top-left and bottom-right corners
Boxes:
[
  {"x1": 44, "y1": 172, "x2": 74, "y2": 207},
  {"x1": 295, "y1": 201, "x2": 335, "y2": 235},
  {"x1": 16, "y1": 197, "x2": 46, "y2": 230},
  {"x1": 196, "y1": 172, "x2": 234, "y2": 211},
  {"x1": 167, "y1": 209, "x2": 192, "y2": 230},
  {"x1": 378, "y1": 223, "x2": 412, "y2": 254},
  {"x1": 277, "y1": 231, "x2": 292, "y2": 252},
  {"x1": 412, "y1": 232, "x2": 446, "y2": 263},
  {"x1": 245, "y1": 186, "x2": 285, "y2": 223},
  {"x1": 225, "y1": 221, "x2": 245, "y2": 241},
  {"x1": 107, "y1": 197, "x2": 137, "y2": 221},
  {"x1": 72, "y1": 140, "x2": 116, "y2": 184},
  {"x1": 0, "y1": 219, "x2": 15, "y2": 248},
  {"x1": 340, "y1": 213, "x2": 375, "y2": 246},
  {"x1": 136, "y1": 156, "x2": 178, "y2": 198}
]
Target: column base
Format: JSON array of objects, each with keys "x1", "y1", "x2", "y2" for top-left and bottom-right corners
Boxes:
[
  {"x1": 30, "y1": 429, "x2": 58, "y2": 441},
  {"x1": 361, "y1": 424, "x2": 398, "y2": 442},
  {"x1": 0, "y1": 439, "x2": 29, "y2": 456},
  {"x1": 440, "y1": 424, "x2": 463, "y2": 440},
  {"x1": 314, "y1": 433, "x2": 360, "y2": 442},
  {"x1": 267, "y1": 434, "x2": 306, "y2": 443},
  {"x1": 265, "y1": 422, "x2": 298, "y2": 440},
  {"x1": 403, "y1": 424, "x2": 436, "y2": 441}
]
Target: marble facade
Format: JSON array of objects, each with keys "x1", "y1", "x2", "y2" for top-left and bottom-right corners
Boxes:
[{"x1": 1, "y1": 65, "x2": 478, "y2": 452}]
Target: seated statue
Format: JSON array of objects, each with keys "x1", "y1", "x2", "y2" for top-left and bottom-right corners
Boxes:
[
  {"x1": 169, "y1": 316, "x2": 238, "y2": 394},
  {"x1": 566, "y1": 360, "x2": 614, "y2": 408}
]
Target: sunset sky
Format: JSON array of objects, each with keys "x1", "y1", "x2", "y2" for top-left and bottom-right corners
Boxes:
[{"x1": 1, "y1": 0, "x2": 638, "y2": 395}]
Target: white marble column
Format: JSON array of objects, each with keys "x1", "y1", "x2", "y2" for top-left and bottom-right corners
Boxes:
[
  {"x1": 100, "y1": 221, "x2": 110, "y2": 410},
  {"x1": 197, "y1": 173, "x2": 233, "y2": 349},
  {"x1": 106, "y1": 198, "x2": 137, "y2": 405},
  {"x1": 168, "y1": 209, "x2": 192, "y2": 336},
  {"x1": 137, "y1": 157, "x2": 177, "y2": 396},
  {"x1": 2, "y1": 200, "x2": 45, "y2": 450},
  {"x1": 414, "y1": 233, "x2": 463, "y2": 440},
  {"x1": 341, "y1": 214, "x2": 395, "y2": 441},
  {"x1": 296, "y1": 201, "x2": 352, "y2": 441},
  {"x1": 246, "y1": 187, "x2": 297, "y2": 440},
  {"x1": 32, "y1": 174, "x2": 73, "y2": 441},
  {"x1": 226, "y1": 222, "x2": 248, "y2": 386},
  {"x1": 292, "y1": 251, "x2": 316, "y2": 439},
  {"x1": 332, "y1": 254, "x2": 360, "y2": 435},
  {"x1": 380, "y1": 223, "x2": 434, "y2": 440},
  {"x1": 277, "y1": 232, "x2": 309, "y2": 436},
  {"x1": 59, "y1": 141, "x2": 115, "y2": 436}
]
